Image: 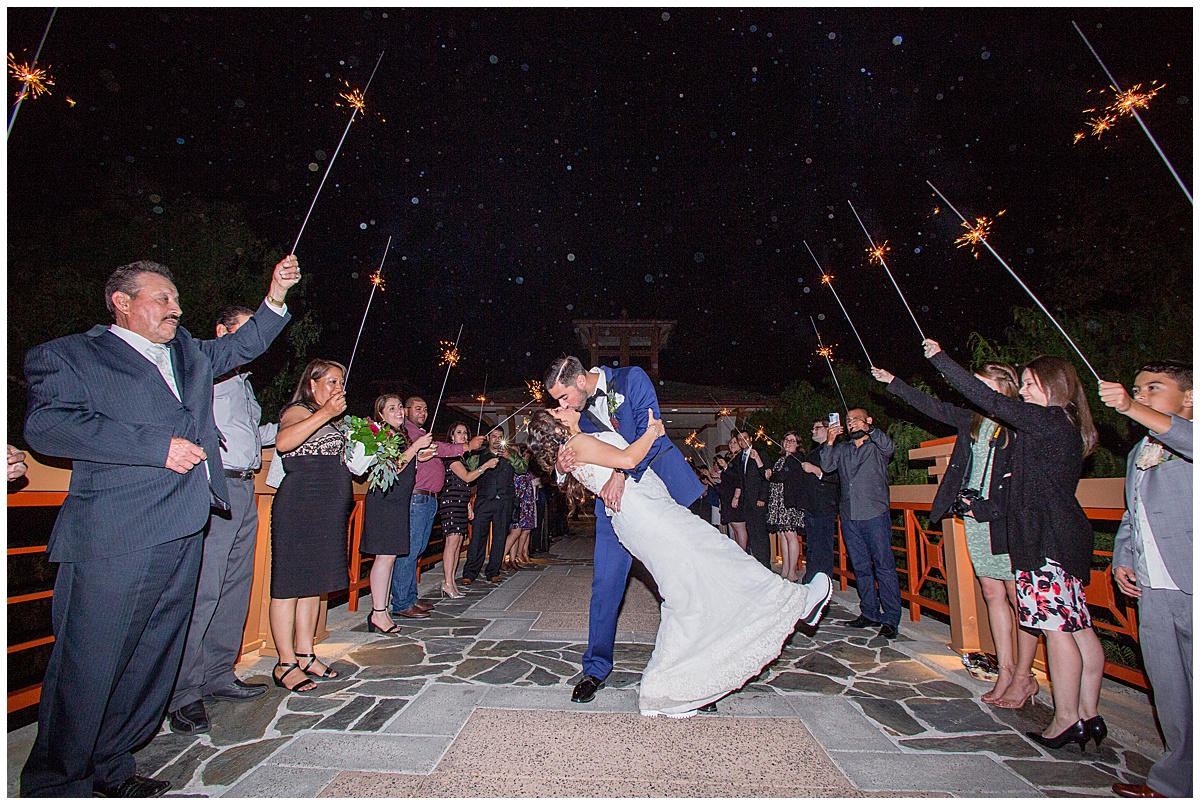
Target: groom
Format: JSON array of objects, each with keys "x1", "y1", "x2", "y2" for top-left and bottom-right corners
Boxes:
[{"x1": 545, "y1": 356, "x2": 704, "y2": 703}]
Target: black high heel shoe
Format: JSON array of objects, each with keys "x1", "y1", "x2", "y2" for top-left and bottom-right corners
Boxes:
[
  {"x1": 366, "y1": 608, "x2": 402, "y2": 634},
  {"x1": 1026, "y1": 720, "x2": 1088, "y2": 750},
  {"x1": 1083, "y1": 715, "x2": 1108, "y2": 749}
]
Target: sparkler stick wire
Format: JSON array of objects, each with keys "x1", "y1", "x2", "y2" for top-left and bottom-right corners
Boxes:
[
  {"x1": 8, "y1": 7, "x2": 57, "y2": 139},
  {"x1": 427, "y1": 323, "x2": 464, "y2": 435},
  {"x1": 1072, "y1": 21, "x2": 1191, "y2": 205},
  {"x1": 492, "y1": 398, "x2": 539, "y2": 435},
  {"x1": 847, "y1": 201, "x2": 927, "y2": 341},
  {"x1": 477, "y1": 374, "x2": 488, "y2": 436},
  {"x1": 810, "y1": 316, "x2": 851, "y2": 415},
  {"x1": 343, "y1": 234, "x2": 392, "y2": 392},
  {"x1": 803, "y1": 240, "x2": 875, "y2": 366},
  {"x1": 926, "y1": 180, "x2": 1102, "y2": 383},
  {"x1": 290, "y1": 50, "x2": 385, "y2": 255}
]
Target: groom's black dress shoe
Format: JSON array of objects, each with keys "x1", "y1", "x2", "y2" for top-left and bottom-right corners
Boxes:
[
  {"x1": 843, "y1": 615, "x2": 881, "y2": 629},
  {"x1": 572, "y1": 675, "x2": 605, "y2": 703},
  {"x1": 93, "y1": 774, "x2": 171, "y2": 798},
  {"x1": 698, "y1": 702, "x2": 719, "y2": 714},
  {"x1": 206, "y1": 678, "x2": 268, "y2": 700}
]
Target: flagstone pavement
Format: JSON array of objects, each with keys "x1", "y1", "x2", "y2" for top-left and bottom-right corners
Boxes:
[{"x1": 8, "y1": 530, "x2": 1166, "y2": 798}]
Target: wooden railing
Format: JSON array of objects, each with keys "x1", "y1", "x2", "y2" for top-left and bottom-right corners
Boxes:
[{"x1": 8, "y1": 439, "x2": 1146, "y2": 715}]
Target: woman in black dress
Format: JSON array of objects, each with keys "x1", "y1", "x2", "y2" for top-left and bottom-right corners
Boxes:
[
  {"x1": 439, "y1": 423, "x2": 498, "y2": 598},
  {"x1": 923, "y1": 339, "x2": 1104, "y2": 750},
  {"x1": 270, "y1": 359, "x2": 352, "y2": 692},
  {"x1": 361, "y1": 394, "x2": 432, "y2": 634}
]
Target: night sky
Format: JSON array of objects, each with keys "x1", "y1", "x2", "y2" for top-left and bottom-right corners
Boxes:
[{"x1": 7, "y1": 7, "x2": 1193, "y2": 399}]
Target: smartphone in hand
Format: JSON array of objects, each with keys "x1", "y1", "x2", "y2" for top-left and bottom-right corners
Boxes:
[{"x1": 828, "y1": 412, "x2": 840, "y2": 427}]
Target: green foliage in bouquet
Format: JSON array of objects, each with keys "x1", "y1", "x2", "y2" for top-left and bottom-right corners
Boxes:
[{"x1": 339, "y1": 415, "x2": 411, "y2": 493}]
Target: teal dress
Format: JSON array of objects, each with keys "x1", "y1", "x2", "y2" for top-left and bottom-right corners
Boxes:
[{"x1": 963, "y1": 418, "x2": 1014, "y2": 581}]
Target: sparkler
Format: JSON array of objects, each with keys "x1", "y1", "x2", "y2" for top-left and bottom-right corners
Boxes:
[
  {"x1": 847, "y1": 200, "x2": 927, "y2": 341},
  {"x1": 476, "y1": 374, "x2": 488, "y2": 436},
  {"x1": 8, "y1": 54, "x2": 53, "y2": 100},
  {"x1": 810, "y1": 316, "x2": 851, "y2": 415},
  {"x1": 526, "y1": 379, "x2": 546, "y2": 405},
  {"x1": 427, "y1": 324, "x2": 464, "y2": 434},
  {"x1": 926, "y1": 180, "x2": 1101, "y2": 383},
  {"x1": 954, "y1": 209, "x2": 1006, "y2": 259},
  {"x1": 1071, "y1": 21, "x2": 1191, "y2": 205},
  {"x1": 8, "y1": 8, "x2": 57, "y2": 139},
  {"x1": 290, "y1": 50, "x2": 386, "y2": 256},
  {"x1": 343, "y1": 235, "x2": 392, "y2": 391},
  {"x1": 802, "y1": 240, "x2": 875, "y2": 366},
  {"x1": 492, "y1": 398, "x2": 540, "y2": 436},
  {"x1": 685, "y1": 431, "x2": 706, "y2": 451}
]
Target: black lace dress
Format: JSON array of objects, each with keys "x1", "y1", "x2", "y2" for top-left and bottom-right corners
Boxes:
[{"x1": 270, "y1": 403, "x2": 352, "y2": 598}]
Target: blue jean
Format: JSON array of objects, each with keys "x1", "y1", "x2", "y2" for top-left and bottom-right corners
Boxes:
[
  {"x1": 841, "y1": 512, "x2": 902, "y2": 627},
  {"x1": 390, "y1": 493, "x2": 438, "y2": 613}
]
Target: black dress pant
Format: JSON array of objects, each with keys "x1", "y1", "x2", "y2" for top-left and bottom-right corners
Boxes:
[
  {"x1": 22, "y1": 533, "x2": 204, "y2": 797},
  {"x1": 463, "y1": 495, "x2": 512, "y2": 579},
  {"x1": 746, "y1": 501, "x2": 772, "y2": 568}
]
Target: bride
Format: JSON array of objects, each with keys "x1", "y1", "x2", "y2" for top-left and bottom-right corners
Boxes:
[{"x1": 528, "y1": 406, "x2": 833, "y2": 718}]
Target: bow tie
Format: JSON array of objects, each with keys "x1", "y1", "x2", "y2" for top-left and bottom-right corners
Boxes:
[{"x1": 586, "y1": 388, "x2": 607, "y2": 406}]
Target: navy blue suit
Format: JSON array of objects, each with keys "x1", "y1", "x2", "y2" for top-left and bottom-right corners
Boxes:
[
  {"x1": 579, "y1": 366, "x2": 704, "y2": 680},
  {"x1": 20, "y1": 301, "x2": 289, "y2": 797}
]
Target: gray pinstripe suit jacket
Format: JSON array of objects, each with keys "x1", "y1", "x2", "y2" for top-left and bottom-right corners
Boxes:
[
  {"x1": 1112, "y1": 415, "x2": 1193, "y2": 594},
  {"x1": 24, "y1": 300, "x2": 290, "y2": 563}
]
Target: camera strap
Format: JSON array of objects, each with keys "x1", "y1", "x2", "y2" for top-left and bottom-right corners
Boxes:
[{"x1": 967, "y1": 427, "x2": 999, "y2": 492}]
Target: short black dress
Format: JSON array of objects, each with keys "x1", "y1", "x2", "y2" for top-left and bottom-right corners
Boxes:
[
  {"x1": 270, "y1": 403, "x2": 353, "y2": 598},
  {"x1": 361, "y1": 448, "x2": 417, "y2": 556},
  {"x1": 439, "y1": 457, "x2": 471, "y2": 537}
]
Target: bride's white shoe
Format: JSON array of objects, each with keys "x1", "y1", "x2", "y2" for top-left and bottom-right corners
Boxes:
[
  {"x1": 640, "y1": 709, "x2": 698, "y2": 719},
  {"x1": 799, "y1": 572, "x2": 833, "y2": 626}
]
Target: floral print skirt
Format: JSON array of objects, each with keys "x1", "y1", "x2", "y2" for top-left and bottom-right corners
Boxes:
[{"x1": 1016, "y1": 559, "x2": 1092, "y2": 633}]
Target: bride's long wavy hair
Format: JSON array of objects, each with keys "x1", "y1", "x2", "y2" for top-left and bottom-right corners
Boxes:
[{"x1": 527, "y1": 410, "x2": 587, "y2": 515}]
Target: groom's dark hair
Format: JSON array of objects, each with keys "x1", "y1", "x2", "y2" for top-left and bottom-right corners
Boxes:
[{"x1": 544, "y1": 356, "x2": 586, "y2": 391}]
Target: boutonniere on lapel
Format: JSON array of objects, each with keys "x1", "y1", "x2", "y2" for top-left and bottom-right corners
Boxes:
[
  {"x1": 607, "y1": 391, "x2": 625, "y2": 429},
  {"x1": 1135, "y1": 439, "x2": 1176, "y2": 470}
]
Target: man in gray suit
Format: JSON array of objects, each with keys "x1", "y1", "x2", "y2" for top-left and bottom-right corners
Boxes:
[
  {"x1": 166, "y1": 305, "x2": 279, "y2": 736},
  {"x1": 1100, "y1": 361, "x2": 1192, "y2": 799},
  {"x1": 20, "y1": 257, "x2": 298, "y2": 798}
]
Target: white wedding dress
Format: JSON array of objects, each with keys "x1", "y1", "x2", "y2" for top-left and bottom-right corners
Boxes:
[{"x1": 571, "y1": 431, "x2": 821, "y2": 716}]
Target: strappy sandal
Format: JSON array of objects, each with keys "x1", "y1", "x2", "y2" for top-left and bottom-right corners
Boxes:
[
  {"x1": 273, "y1": 661, "x2": 316, "y2": 692},
  {"x1": 296, "y1": 652, "x2": 339, "y2": 679}
]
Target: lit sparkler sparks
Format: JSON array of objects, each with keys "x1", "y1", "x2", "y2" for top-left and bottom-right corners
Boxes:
[
  {"x1": 526, "y1": 379, "x2": 545, "y2": 404},
  {"x1": 8, "y1": 54, "x2": 53, "y2": 100},
  {"x1": 847, "y1": 200, "x2": 927, "y2": 341},
  {"x1": 337, "y1": 82, "x2": 367, "y2": 114},
  {"x1": 866, "y1": 240, "x2": 890, "y2": 266},
  {"x1": 811, "y1": 316, "x2": 851, "y2": 415},
  {"x1": 685, "y1": 431, "x2": 706, "y2": 450},
  {"x1": 428, "y1": 324, "x2": 465, "y2": 434},
  {"x1": 1071, "y1": 21, "x2": 1189, "y2": 204},
  {"x1": 955, "y1": 209, "x2": 1006, "y2": 258},
  {"x1": 438, "y1": 340, "x2": 462, "y2": 368},
  {"x1": 344, "y1": 235, "x2": 393, "y2": 391},
  {"x1": 289, "y1": 50, "x2": 386, "y2": 256},
  {"x1": 8, "y1": 9, "x2": 57, "y2": 140},
  {"x1": 805, "y1": 242, "x2": 874, "y2": 366},
  {"x1": 926, "y1": 179, "x2": 1102, "y2": 382},
  {"x1": 718, "y1": 408, "x2": 733, "y2": 418}
]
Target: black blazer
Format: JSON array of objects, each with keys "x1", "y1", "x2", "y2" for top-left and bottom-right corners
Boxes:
[
  {"x1": 800, "y1": 443, "x2": 841, "y2": 516},
  {"x1": 736, "y1": 448, "x2": 770, "y2": 504},
  {"x1": 886, "y1": 376, "x2": 1014, "y2": 556},
  {"x1": 772, "y1": 453, "x2": 807, "y2": 510},
  {"x1": 929, "y1": 351, "x2": 1093, "y2": 580}
]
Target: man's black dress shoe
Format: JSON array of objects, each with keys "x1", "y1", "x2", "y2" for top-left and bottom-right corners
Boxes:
[
  {"x1": 878, "y1": 624, "x2": 899, "y2": 640},
  {"x1": 698, "y1": 702, "x2": 719, "y2": 713},
  {"x1": 843, "y1": 615, "x2": 881, "y2": 629},
  {"x1": 94, "y1": 774, "x2": 172, "y2": 798},
  {"x1": 572, "y1": 675, "x2": 605, "y2": 703},
  {"x1": 166, "y1": 700, "x2": 210, "y2": 735},
  {"x1": 206, "y1": 678, "x2": 268, "y2": 701}
]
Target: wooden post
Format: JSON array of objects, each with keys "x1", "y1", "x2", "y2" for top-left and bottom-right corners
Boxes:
[{"x1": 942, "y1": 514, "x2": 993, "y2": 655}]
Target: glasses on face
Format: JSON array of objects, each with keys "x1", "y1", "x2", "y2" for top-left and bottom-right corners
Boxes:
[{"x1": 783, "y1": 437, "x2": 798, "y2": 443}]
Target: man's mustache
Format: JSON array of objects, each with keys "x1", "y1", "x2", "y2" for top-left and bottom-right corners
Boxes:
[{"x1": 163, "y1": 315, "x2": 182, "y2": 324}]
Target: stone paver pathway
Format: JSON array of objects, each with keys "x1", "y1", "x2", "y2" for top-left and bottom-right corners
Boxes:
[{"x1": 7, "y1": 532, "x2": 1163, "y2": 797}]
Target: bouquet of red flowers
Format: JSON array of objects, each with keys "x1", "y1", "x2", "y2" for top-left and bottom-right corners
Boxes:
[{"x1": 338, "y1": 415, "x2": 411, "y2": 492}]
